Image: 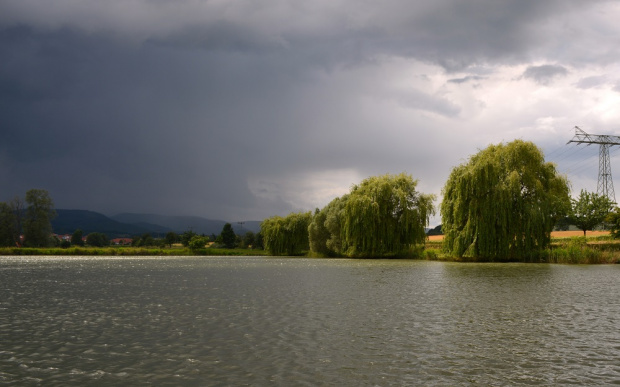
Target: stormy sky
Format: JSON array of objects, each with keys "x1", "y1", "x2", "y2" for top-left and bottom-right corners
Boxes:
[{"x1": 2, "y1": 0, "x2": 620, "y2": 224}]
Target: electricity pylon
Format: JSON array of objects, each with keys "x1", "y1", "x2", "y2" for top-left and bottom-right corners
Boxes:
[{"x1": 568, "y1": 126, "x2": 620, "y2": 203}]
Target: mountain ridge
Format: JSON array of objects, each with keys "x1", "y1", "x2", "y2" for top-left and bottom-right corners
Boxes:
[{"x1": 51, "y1": 209, "x2": 261, "y2": 238}]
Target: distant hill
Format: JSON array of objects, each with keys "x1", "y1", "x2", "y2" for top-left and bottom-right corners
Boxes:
[
  {"x1": 51, "y1": 209, "x2": 262, "y2": 238},
  {"x1": 111, "y1": 213, "x2": 261, "y2": 235},
  {"x1": 52, "y1": 209, "x2": 170, "y2": 238}
]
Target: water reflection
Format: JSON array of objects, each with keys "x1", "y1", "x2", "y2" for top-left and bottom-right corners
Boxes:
[{"x1": 1, "y1": 257, "x2": 620, "y2": 385}]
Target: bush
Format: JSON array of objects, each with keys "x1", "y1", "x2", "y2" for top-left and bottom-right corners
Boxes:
[{"x1": 189, "y1": 235, "x2": 209, "y2": 252}]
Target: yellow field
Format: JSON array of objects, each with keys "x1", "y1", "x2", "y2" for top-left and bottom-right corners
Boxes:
[{"x1": 428, "y1": 230, "x2": 610, "y2": 242}]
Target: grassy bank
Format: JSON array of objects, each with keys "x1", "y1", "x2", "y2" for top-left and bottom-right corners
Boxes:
[
  {"x1": 0, "y1": 246, "x2": 268, "y2": 256},
  {"x1": 2, "y1": 235, "x2": 618, "y2": 264},
  {"x1": 423, "y1": 234, "x2": 620, "y2": 264}
]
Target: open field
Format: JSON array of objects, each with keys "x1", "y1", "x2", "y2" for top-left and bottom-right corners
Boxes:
[{"x1": 428, "y1": 230, "x2": 610, "y2": 242}]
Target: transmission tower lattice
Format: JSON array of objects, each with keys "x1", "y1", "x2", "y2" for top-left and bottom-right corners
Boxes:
[{"x1": 567, "y1": 126, "x2": 620, "y2": 203}]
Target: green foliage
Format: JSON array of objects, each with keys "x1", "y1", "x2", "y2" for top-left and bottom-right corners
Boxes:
[
  {"x1": 423, "y1": 249, "x2": 439, "y2": 260},
  {"x1": 130, "y1": 233, "x2": 162, "y2": 247},
  {"x1": 189, "y1": 235, "x2": 209, "y2": 252},
  {"x1": 261, "y1": 212, "x2": 312, "y2": 255},
  {"x1": 140, "y1": 233, "x2": 155, "y2": 247},
  {"x1": 309, "y1": 174, "x2": 435, "y2": 258},
  {"x1": 220, "y1": 223, "x2": 236, "y2": 249},
  {"x1": 241, "y1": 231, "x2": 255, "y2": 249},
  {"x1": 342, "y1": 173, "x2": 435, "y2": 257},
  {"x1": 0, "y1": 202, "x2": 16, "y2": 247},
  {"x1": 86, "y1": 232, "x2": 109, "y2": 247},
  {"x1": 308, "y1": 208, "x2": 331, "y2": 255},
  {"x1": 165, "y1": 231, "x2": 178, "y2": 247},
  {"x1": 606, "y1": 208, "x2": 620, "y2": 239},
  {"x1": 308, "y1": 195, "x2": 348, "y2": 256},
  {"x1": 254, "y1": 231, "x2": 264, "y2": 250},
  {"x1": 570, "y1": 190, "x2": 614, "y2": 236},
  {"x1": 548, "y1": 237, "x2": 606, "y2": 264},
  {"x1": 181, "y1": 230, "x2": 197, "y2": 247},
  {"x1": 23, "y1": 189, "x2": 56, "y2": 247},
  {"x1": 441, "y1": 140, "x2": 571, "y2": 261},
  {"x1": 71, "y1": 229, "x2": 84, "y2": 246}
]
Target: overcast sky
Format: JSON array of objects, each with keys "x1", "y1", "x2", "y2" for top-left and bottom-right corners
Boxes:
[{"x1": 2, "y1": 0, "x2": 620, "y2": 225}]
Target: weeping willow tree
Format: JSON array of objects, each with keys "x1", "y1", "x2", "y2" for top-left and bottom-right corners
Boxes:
[
  {"x1": 261, "y1": 211, "x2": 312, "y2": 255},
  {"x1": 441, "y1": 140, "x2": 571, "y2": 261},
  {"x1": 341, "y1": 173, "x2": 435, "y2": 257},
  {"x1": 307, "y1": 173, "x2": 434, "y2": 258},
  {"x1": 308, "y1": 195, "x2": 348, "y2": 256}
]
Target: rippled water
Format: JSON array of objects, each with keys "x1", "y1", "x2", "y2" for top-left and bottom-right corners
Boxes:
[{"x1": 1, "y1": 256, "x2": 620, "y2": 385}]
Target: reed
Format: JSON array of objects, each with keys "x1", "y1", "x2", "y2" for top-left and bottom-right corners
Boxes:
[{"x1": 546, "y1": 237, "x2": 620, "y2": 264}]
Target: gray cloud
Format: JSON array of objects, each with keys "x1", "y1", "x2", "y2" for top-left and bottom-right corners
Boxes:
[
  {"x1": 0, "y1": 0, "x2": 602, "y2": 70},
  {"x1": 522, "y1": 64, "x2": 569, "y2": 85},
  {"x1": 0, "y1": 1, "x2": 618, "y2": 223},
  {"x1": 389, "y1": 89, "x2": 461, "y2": 117},
  {"x1": 448, "y1": 75, "x2": 485, "y2": 84},
  {"x1": 575, "y1": 75, "x2": 607, "y2": 89}
]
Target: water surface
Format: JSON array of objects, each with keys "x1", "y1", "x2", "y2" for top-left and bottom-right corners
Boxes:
[{"x1": 1, "y1": 256, "x2": 620, "y2": 385}]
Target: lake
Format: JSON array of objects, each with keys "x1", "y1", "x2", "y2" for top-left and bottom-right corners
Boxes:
[{"x1": 1, "y1": 256, "x2": 620, "y2": 385}]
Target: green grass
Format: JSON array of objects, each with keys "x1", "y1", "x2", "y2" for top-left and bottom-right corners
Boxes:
[
  {"x1": 419, "y1": 235, "x2": 620, "y2": 264},
  {"x1": 0, "y1": 246, "x2": 268, "y2": 256},
  {"x1": 4, "y1": 236, "x2": 620, "y2": 264}
]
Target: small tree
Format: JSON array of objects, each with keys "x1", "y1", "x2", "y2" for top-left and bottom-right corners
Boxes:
[
  {"x1": 165, "y1": 231, "x2": 178, "y2": 247},
  {"x1": 0, "y1": 202, "x2": 16, "y2": 247},
  {"x1": 181, "y1": 230, "x2": 197, "y2": 247},
  {"x1": 86, "y1": 232, "x2": 109, "y2": 247},
  {"x1": 606, "y1": 208, "x2": 620, "y2": 238},
  {"x1": 220, "y1": 223, "x2": 236, "y2": 249},
  {"x1": 71, "y1": 229, "x2": 84, "y2": 246},
  {"x1": 23, "y1": 189, "x2": 56, "y2": 247},
  {"x1": 9, "y1": 197, "x2": 24, "y2": 246},
  {"x1": 140, "y1": 233, "x2": 155, "y2": 247},
  {"x1": 241, "y1": 231, "x2": 255, "y2": 249},
  {"x1": 570, "y1": 190, "x2": 614, "y2": 237},
  {"x1": 189, "y1": 235, "x2": 209, "y2": 252}
]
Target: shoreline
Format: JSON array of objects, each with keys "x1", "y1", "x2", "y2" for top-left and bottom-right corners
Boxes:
[
  {"x1": 428, "y1": 230, "x2": 611, "y2": 242},
  {"x1": 1, "y1": 231, "x2": 618, "y2": 264}
]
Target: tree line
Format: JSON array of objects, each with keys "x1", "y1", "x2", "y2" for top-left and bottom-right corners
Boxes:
[
  {"x1": 262, "y1": 173, "x2": 435, "y2": 257},
  {"x1": 0, "y1": 189, "x2": 56, "y2": 247},
  {"x1": 5, "y1": 140, "x2": 619, "y2": 259},
  {"x1": 261, "y1": 139, "x2": 620, "y2": 260},
  {"x1": 0, "y1": 190, "x2": 264, "y2": 250}
]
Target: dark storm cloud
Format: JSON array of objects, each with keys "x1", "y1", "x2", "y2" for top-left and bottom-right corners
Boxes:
[
  {"x1": 0, "y1": 0, "x2": 615, "y2": 221},
  {"x1": 0, "y1": 25, "x2": 271, "y2": 216},
  {"x1": 146, "y1": 20, "x2": 283, "y2": 53},
  {"x1": 522, "y1": 64, "x2": 569, "y2": 85}
]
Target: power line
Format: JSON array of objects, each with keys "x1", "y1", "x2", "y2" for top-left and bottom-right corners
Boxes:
[{"x1": 567, "y1": 126, "x2": 620, "y2": 202}]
